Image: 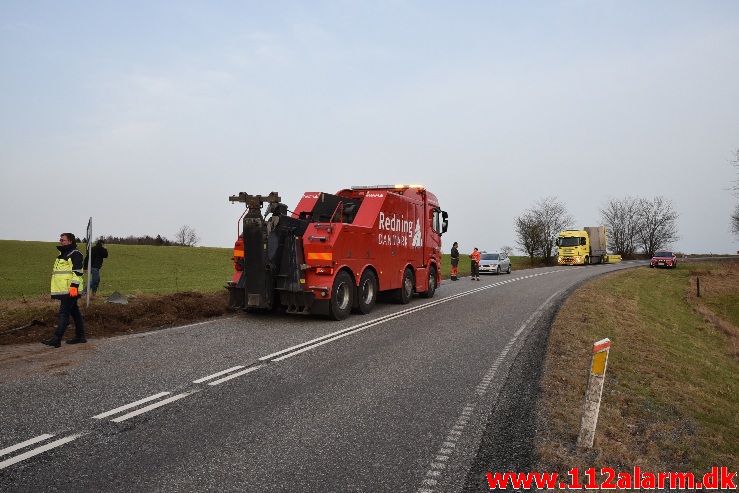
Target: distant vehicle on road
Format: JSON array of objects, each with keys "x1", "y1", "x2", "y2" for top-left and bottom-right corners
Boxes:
[
  {"x1": 556, "y1": 226, "x2": 621, "y2": 265},
  {"x1": 650, "y1": 251, "x2": 677, "y2": 268},
  {"x1": 479, "y1": 252, "x2": 511, "y2": 275}
]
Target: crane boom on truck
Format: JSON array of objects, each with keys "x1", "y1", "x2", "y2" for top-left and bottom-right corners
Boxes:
[
  {"x1": 227, "y1": 185, "x2": 449, "y2": 320},
  {"x1": 556, "y1": 226, "x2": 622, "y2": 265}
]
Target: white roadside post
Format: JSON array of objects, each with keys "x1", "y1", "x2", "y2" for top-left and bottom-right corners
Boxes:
[
  {"x1": 576, "y1": 338, "x2": 611, "y2": 448},
  {"x1": 85, "y1": 217, "x2": 92, "y2": 307}
]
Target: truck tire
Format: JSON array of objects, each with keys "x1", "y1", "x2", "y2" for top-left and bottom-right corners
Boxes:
[
  {"x1": 328, "y1": 271, "x2": 354, "y2": 321},
  {"x1": 355, "y1": 270, "x2": 378, "y2": 314},
  {"x1": 396, "y1": 268, "x2": 414, "y2": 304},
  {"x1": 584, "y1": 256, "x2": 590, "y2": 265},
  {"x1": 420, "y1": 266, "x2": 437, "y2": 299}
]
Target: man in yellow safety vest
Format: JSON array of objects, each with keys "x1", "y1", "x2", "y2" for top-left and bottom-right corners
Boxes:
[{"x1": 42, "y1": 233, "x2": 86, "y2": 347}]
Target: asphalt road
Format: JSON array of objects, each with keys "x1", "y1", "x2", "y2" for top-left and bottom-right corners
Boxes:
[{"x1": 0, "y1": 261, "x2": 645, "y2": 492}]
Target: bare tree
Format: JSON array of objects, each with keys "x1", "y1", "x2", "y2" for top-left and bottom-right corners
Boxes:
[
  {"x1": 730, "y1": 149, "x2": 739, "y2": 239},
  {"x1": 515, "y1": 211, "x2": 545, "y2": 266},
  {"x1": 531, "y1": 197, "x2": 574, "y2": 263},
  {"x1": 175, "y1": 225, "x2": 200, "y2": 247},
  {"x1": 500, "y1": 245, "x2": 514, "y2": 257},
  {"x1": 599, "y1": 196, "x2": 641, "y2": 258},
  {"x1": 636, "y1": 197, "x2": 680, "y2": 256},
  {"x1": 730, "y1": 149, "x2": 739, "y2": 197}
]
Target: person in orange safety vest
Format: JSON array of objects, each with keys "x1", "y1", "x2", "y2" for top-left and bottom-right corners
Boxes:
[{"x1": 470, "y1": 247, "x2": 481, "y2": 281}]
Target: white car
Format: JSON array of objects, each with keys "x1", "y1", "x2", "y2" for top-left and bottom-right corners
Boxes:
[{"x1": 478, "y1": 252, "x2": 511, "y2": 275}]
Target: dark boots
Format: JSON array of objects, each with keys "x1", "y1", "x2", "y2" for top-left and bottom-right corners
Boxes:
[
  {"x1": 41, "y1": 338, "x2": 61, "y2": 348},
  {"x1": 41, "y1": 337, "x2": 86, "y2": 347}
]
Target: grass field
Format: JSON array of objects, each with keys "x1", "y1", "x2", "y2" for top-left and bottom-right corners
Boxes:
[
  {"x1": 0, "y1": 240, "x2": 235, "y2": 299},
  {"x1": 537, "y1": 260, "x2": 739, "y2": 475},
  {"x1": 0, "y1": 240, "x2": 537, "y2": 299}
]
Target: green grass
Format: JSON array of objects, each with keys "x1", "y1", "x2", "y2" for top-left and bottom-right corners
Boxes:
[
  {"x1": 538, "y1": 261, "x2": 739, "y2": 473},
  {"x1": 608, "y1": 268, "x2": 737, "y2": 461},
  {"x1": 0, "y1": 240, "x2": 234, "y2": 299},
  {"x1": 1, "y1": 240, "x2": 537, "y2": 300}
]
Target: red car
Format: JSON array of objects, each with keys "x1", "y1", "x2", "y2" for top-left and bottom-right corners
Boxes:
[{"x1": 650, "y1": 250, "x2": 677, "y2": 268}]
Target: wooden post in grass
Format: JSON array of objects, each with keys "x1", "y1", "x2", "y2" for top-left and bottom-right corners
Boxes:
[{"x1": 576, "y1": 338, "x2": 611, "y2": 448}]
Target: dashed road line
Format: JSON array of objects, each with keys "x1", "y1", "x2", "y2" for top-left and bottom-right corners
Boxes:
[
  {"x1": 193, "y1": 366, "x2": 246, "y2": 384},
  {"x1": 260, "y1": 270, "x2": 572, "y2": 363},
  {"x1": 0, "y1": 434, "x2": 55, "y2": 458},
  {"x1": 92, "y1": 392, "x2": 172, "y2": 420},
  {"x1": 0, "y1": 434, "x2": 86, "y2": 470},
  {"x1": 206, "y1": 365, "x2": 263, "y2": 386},
  {"x1": 416, "y1": 289, "x2": 564, "y2": 492},
  {"x1": 110, "y1": 392, "x2": 193, "y2": 423}
]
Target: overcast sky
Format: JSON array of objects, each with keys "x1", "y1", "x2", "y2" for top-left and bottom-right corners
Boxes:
[{"x1": 2, "y1": 1, "x2": 738, "y2": 254}]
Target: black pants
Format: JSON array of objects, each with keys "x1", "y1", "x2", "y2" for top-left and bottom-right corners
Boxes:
[
  {"x1": 55, "y1": 296, "x2": 85, "y2": 340},
  {"x1": 471, "y1": 261, "x2": 479, "y2": 277}
]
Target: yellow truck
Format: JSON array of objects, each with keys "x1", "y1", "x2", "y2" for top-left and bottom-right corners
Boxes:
[{"x1": 556, "y1": 226, "x2": 622, "y2": 265}]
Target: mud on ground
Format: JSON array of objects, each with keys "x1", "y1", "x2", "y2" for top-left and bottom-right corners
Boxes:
[
  {"x1": 0, "y1": 291, "x2": 233, "y2": 347},
  {"x1": 0, "y1": 292, "x2": 234, "y2": 383}
]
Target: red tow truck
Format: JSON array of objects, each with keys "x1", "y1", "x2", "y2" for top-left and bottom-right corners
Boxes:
[{"x1": 226, "y1": 185, "x2": 449, "y2": 320}]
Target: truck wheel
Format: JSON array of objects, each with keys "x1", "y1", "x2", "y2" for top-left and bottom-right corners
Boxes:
[
  {"x1": 584, "y1": 256, "x2": 590, "y2": 265},
  {"x1": 328, "y1": 271, "x2": 354, "y2": 321},
  {"x1": 420, "y1": 266, "x2": 437, "y2": 299},
  {"x1": 397, "y1": 268, "x2": 414, "y2": 304},
  {"x1": 355, "y1": 270, "x2": 378, "y2": 314}
]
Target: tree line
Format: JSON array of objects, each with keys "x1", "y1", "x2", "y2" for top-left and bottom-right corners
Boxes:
[
  {"x1": 514, "y1": 196, "x2": 680, "y2": 264},
  {"x1": 82, "y1": 225, "x2": 201, "y2": 247}
]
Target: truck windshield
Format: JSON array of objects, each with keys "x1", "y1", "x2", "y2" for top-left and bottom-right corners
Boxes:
[
  {"x1": 299, "y1": 193, "x2": 361, "y2": 224},
  {"x1": 558, "y1": 237, "x2": 580, "y2": 247}
]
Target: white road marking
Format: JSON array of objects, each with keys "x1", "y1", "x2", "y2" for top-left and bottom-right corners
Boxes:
[
  {"x1": 207, "y1": 365, "x2": 263, "y2": 386},
  {"x1": 111, "y1": 392, "x2": 192, "y2": 423},
  {"x1": 92, "y1": 392, "x2": 171, "y2": 419},
  {"x1": 193, "y1": 366, "x2": 245, "y2": 383},
  {"x1": 262, "y1": 271, "x2": 572, "y2": 362},
  {"x1": 0, "y1": 434, "x2": 86, "y2": 470},
  {"x1": 0, "y1": 434, "x2": 55, "y2": 457},
  {"x1": 416, "y1": 289, "x2": 564, "y2": 492}
]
